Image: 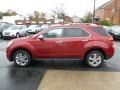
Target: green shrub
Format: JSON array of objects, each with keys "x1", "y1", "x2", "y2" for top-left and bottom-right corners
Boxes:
[{"x1": 100, "y1": 20, "x2": 111, "y2": 26}]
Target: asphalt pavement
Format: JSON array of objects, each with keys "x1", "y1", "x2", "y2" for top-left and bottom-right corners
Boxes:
[{"x1": 0, "y1": 38, "x2": 120, "y2": 90}]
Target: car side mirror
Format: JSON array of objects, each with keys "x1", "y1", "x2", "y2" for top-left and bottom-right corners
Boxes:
[{"x1": 38, "y1": 35, "x2": 44, "y2": 40}]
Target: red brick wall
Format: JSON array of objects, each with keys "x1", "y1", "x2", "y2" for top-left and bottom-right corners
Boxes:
[{"x1": 96, "y1": 0, "x2": 120, "y2": 25}]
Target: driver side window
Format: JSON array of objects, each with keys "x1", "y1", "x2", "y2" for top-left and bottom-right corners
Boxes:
[{"x1": 43, "y1": 28, "x2": 63, "y2": 38}]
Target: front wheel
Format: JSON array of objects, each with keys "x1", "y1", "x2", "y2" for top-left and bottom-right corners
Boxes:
[
  {"x1": 16, "y1": 33, "x2": 20, "y2": 38},
  {"x1": 85, "y1": 51, "x2": 104, "y2": 68},
  {"x1": 25, "y1": 32, "x2": 29, "y2": 36},
  {"x1": 13, "y1": 50, "x2": 31, "y2": 67}
]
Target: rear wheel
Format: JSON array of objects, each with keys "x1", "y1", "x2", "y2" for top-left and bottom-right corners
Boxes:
[
  {"x1": 85, "y1": 51, "x2": 104, "y2": 68},
  {"x1": 13, "y1": 50, "x2": 31, "y2": 67},
  {"x1": 0, "y1": 33, "x2": 2, "y2": 38}
]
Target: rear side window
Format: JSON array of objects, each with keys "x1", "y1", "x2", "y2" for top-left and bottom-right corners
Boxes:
[
  {"x1": 92, "y1": 27, "x2": 110, "y2": 36},
  {"x1": 63, "y1": 28, "x2": 89, "y2": 37}
]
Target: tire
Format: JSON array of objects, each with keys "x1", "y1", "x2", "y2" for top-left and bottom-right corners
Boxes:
[
  {"x1": 16, "y1": 33, "x2": 20, "y2": 38},
  {"x1": 25, "y1": 32, "x2": 29, "y2": 36},
  {"x1": 85, "y1": 51, "x2": 104, "y2": 68},
  {"x1": 35, "y1": 30, "x2": 37, "y2": 34},
  {"x1": 0, "y1": 33, "x2": 2, "y2": 38},
  {"x1": 13, "y1": 50, "x2": 31, "y2": 67}
]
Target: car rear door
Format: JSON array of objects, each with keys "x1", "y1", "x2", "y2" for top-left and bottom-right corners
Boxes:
[{"x1": 62, "y1": 27, "x2": 90, "y2": 58}]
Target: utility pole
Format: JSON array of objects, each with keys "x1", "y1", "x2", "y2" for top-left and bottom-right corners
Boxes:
[{"x1": 93, "y1": 0, "x2": 96, "y2": 23}]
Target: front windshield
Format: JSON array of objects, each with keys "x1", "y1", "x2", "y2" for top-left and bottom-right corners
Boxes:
[
  {"x1": 29, "y1": 25, "x2": 37, "y2": 28},
  {"x1": 9, "y1": 26, "x2": 18, "y2": 30},
  {"x1": 0, "y1": 26, "x2": 4, "y2": 29},
  {"x1": 0, "y1": 25, "x2": 10, "y2": 30}
]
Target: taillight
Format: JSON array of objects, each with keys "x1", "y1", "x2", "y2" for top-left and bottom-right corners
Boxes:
[
  {"x1": 108, "y1": 36, "x2": 113, "y2": 45},
  {"x1": 109, "y1": 36, "x2": 113, "y2": 41}
]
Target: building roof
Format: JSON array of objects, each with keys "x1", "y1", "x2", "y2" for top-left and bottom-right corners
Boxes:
[{"x1": 96, "y1": 0, "x2": 113, "y2": 11}]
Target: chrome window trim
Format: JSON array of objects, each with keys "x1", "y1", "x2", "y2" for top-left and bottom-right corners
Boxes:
[{"x1": 39, "y1": 26, "x2": 91, "y2": 39}]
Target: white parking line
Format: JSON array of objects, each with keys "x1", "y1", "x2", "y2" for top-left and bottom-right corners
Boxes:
[{"x1": 38, "y1": 70, "x2": 120, "y2": 90}]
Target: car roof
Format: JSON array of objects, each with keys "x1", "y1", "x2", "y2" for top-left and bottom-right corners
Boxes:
[
  {"x1": 12, "y1": 25, "x2": 26, "y2": 27},
  {"x1": 49, "y1": 23, "x2": 102, "y2": 29}
]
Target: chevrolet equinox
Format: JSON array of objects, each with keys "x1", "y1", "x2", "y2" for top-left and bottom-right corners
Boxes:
[{"x1": 6, "y1": 24, "x2": 114, "y2": 68}]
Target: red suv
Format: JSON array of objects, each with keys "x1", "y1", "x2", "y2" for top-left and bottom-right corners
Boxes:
[{"x1": 6, "y1": 24, "x2": 114, "y2": 67}]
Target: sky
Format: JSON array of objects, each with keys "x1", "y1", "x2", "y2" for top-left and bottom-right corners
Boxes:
[{"x1": 0, "y1": 0, "x2": 110, "y2": 17}]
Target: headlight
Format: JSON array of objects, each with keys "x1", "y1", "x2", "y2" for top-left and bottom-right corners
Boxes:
[
  {"x1": 7, "y1": 41, "x2": 14, "y2": 47},
  {"x1": 11, "y1": 32, "x2": 16, "y2": 36},
  {"x1": 114, "y1": 32, "x2": 119, "y2": 35}
]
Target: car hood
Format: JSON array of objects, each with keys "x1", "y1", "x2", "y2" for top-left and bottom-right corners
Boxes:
[
  {"x1": 3, "y1": 29, "x2": 18, "y2": 33},
  {"x1": 113, "y1": 29, "x2": 120, "y2": 33},
  {"x1": 28, "y1": 27, "x2": 36, "y2": 29},
  {"x1": 12, "y1": 36, "x2": 33, "y2": 42}
]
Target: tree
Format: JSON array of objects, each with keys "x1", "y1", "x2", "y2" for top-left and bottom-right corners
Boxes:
[
  {"x1": 2, "y1": 9, "x2": 17, "y2": 16},
  {"x1": 40, "y1": 12, "x2": 45, "y2": 19},
  {"x1": 28, "y1": 15, "x2": 34, "y2": 20},
  {"x1": 100, "y1": 20, "x2": 111, "y2": 26},
  {"x1": 28, "y1": 11, "x2": 46, "y2": 20},
  {"x1": 64, "y1": 16, "x2": 73, "y2": 23},
  {"x1": 0, "y1": 12, "x2": 3, "y2": 19},
  {"x1": 82, "y1": 11, "x2": 93, "y2": 23},
  {"x1": 0, "y1": 9, "x2": 17, "y2": 19},
  {"x1": 51, "y1": 5, "x2": 66, "y2": 19},
  {"x1": 51, "y1": 5, "x2": 73, "y2": 23},
  {"x1": 33, "y1": 11, "x2": 40, "y2": 20}
]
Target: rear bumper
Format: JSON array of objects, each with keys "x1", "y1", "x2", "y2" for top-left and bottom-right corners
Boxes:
[
  {"x1": 114, "y1": 35, "x2": 120, "y2": 39},
  {"x1": 105, "y1": 46, "x2": 114, "y2": 60},
  {"x1": 112, "y1": 33, "x2": 120, "y2": 39}
]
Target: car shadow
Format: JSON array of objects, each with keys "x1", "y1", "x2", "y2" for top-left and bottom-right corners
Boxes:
[
  {"x1": 114, "y1": 39, "x2": 120, "y2": 42},
  {"x1": 9, "y1": 60, "x2": 120, "y2": 72}
]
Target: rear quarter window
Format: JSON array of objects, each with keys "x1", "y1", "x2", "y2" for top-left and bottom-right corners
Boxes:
[
  {"x1": 63, "y1": 28, "x2": 89, "y2": 37},
  {"x1": 92, "y1": 27, "x2": 110, "y2": 36}
]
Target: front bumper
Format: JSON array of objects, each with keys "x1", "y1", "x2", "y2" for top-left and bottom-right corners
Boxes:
[
  {"x1": 3, "y1": 35, "x2": 16, "y2": 38},
  {"x1": 6, "y1": 47, "x2": 13, "y2": 61}
]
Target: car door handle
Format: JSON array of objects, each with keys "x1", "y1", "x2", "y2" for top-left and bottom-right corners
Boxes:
[
  {"x1": 81, "y1": 39, "x2": 88, "y2": 41},
  {"x1": 56, "y1": 41, "x2": 63, "y2": 44}
]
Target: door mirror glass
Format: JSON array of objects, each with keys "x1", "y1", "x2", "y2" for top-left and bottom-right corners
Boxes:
[{"x1": 38, "y1": 35, "x2": 44, "y2": 40}]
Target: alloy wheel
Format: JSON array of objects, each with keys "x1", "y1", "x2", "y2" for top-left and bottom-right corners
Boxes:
[{"x1": 15, "y1": 53, "x2": 29, "y2": 66}]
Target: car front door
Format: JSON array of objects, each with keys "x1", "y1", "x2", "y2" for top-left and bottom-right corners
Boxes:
[
  {"x1": 34, "y1": 28, "x2": 64, "y2": 58},
  {"x1": 62, "y1": 27, "x2": 90, "y2": 58}
]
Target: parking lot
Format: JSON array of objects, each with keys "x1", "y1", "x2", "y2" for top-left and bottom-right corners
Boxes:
[{"x1": 0, "y1": 37, "x2": 120, "y2": 90}]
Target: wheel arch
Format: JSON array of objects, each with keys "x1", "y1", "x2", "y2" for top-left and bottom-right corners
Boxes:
[
  {"x1": 84, "y1": 47, "x2": 106, "y2": 60},
  {"x1": 11, "y1": 48, "x2": 32, "y2": 61}
]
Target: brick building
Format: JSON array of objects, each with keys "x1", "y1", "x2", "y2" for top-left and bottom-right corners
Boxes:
[{"x1": 95, "y1": 0, "x2": 120, "y2": 25}]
